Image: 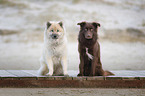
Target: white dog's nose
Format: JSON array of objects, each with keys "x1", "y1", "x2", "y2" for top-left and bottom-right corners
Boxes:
[{"x1": 51, "y1": 34, "x2": 59, "y2": 39}]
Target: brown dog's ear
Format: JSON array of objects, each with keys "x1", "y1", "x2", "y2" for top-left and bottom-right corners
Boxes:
[
  {"x1": 47, "y1": 22, "x2": 51, "y2": 29},
  {"x1": 77, "y1": 21, "x2": 86, "y2": 27},
  {"x1": 58, "y1": 21, "x2": 63, "y2": 28},
  {"x1": 92, "y1": 22, "x2": 101, "y2": 28}
]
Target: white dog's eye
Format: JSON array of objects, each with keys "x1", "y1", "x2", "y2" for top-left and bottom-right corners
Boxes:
[
  {"x1": 50, "y1": 29, "x2": 54, "y2": 32},
  {"x1": 57, "y1": 30, "x2": 59, "y2": 32}
]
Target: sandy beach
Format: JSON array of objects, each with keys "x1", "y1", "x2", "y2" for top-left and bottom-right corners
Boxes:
[{"x1": 0, "y1": 88, "x2": 145, "y2": 96}]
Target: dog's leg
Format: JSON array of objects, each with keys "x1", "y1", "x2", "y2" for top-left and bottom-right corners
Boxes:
[
  {"x1": 61, "y1": 56, "x2": 68, "y2": 76},
  {"x1": 90, "y1": 58, "x2": 97, "y2": 76},
  {"x1": 91, "y1": 58, "x2": 104, "y2": 76},
  {"x1": 46, "y1": 56, "x2": 53, "y2": 76},
  {"x1": 90, "y1": 45, "x2": 98, "y2": 76},
  {"x1": 77, "y1": 45, "x2": 85, "y2": 76},
  {"x1": 96, "y1": 43, "x2": 105, "y2": 76},
  {"x1": 38, "y1": 57, "x2": 48, "y2": 75},
  {"x1": 78, "y1": 54, "x2": 85, "y2": 76}
]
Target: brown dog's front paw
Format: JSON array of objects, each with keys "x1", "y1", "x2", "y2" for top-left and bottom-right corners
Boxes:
[
  {"x1": 77, "y1": 73, "x2": 83, "y2": 77},
  {"x1": 89, "y1": 73, "x2": 95, "y2": 77},
  {"x1": 89, "y1": 71, "x2": 95, "y2": 76}
]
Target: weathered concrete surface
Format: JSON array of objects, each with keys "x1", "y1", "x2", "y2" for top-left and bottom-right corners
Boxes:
[{"x1": 0, "y1": 88, "x2": 145, "y2": 96}]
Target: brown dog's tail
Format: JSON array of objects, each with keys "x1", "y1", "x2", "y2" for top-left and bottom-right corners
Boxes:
[{"x1": 104, "y1": 70, "x2": 114, "y2": 76}]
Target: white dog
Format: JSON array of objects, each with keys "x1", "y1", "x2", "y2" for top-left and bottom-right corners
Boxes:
[{"x1": 38, "y1": 21, "x2": 68, "y2": 76}]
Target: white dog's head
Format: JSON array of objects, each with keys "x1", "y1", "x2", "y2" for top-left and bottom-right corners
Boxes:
[{"x1": 45, "y1": 21, "x2": 65, "y2": 40}]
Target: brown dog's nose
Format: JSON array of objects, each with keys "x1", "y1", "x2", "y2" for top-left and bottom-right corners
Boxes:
[
  {"x1": 85, "y1": 33, "x2": 92, "y2": 39},
  {"x1": 87, "y1": 34, "x2": 91, "y2": 37}
]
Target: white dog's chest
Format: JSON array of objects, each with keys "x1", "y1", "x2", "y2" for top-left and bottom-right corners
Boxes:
[
  {"x1": 47, "y1": 44, "x2": 65, "y2": 57},
  {"x1": 51, "y1": 46, "x2": 63, "y2": 56}
]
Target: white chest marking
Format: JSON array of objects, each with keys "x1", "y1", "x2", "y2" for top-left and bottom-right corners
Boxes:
[{"x1": 86, "y1": 47, "x2": 93, "y2": 60}]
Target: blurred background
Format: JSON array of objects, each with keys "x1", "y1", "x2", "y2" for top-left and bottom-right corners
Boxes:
[{"x1": 0, "y1": 0, "x2": 145, "y2": 71}]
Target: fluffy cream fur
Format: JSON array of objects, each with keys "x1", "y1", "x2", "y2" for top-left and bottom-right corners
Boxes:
[{"x1": 38, "y1": 21, "x2": 68, "y2": 76}]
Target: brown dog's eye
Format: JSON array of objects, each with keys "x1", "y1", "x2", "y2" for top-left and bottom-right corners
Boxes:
[
  {"x1": 85, "y1": 28, "x2": 88, "y2": 31},
  {"x1": 90, "y1": 28, "x2": 93, "y2": 31}
]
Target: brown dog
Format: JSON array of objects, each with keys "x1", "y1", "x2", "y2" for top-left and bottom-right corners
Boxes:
[{"x1": 77, "y1": 21, "x2": 114, "y2": 76}]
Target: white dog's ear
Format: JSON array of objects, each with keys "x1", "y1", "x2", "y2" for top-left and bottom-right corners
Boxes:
[
  {"x1": 58, "y1": 21, "x2": 63, "y2": 28},
  {"x1": 47, "y1": 22, "x2": 51, "y2": 29}
]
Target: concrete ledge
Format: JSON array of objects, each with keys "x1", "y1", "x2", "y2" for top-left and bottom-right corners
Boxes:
[
  {"x1": 0, "y1": 70, "x2": 145, "y2": 88},
  {"x1": 0, "y1": 76, "x2": 145, "y2": 88}
]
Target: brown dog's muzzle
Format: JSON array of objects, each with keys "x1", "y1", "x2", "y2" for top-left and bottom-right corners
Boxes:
[{"x1": 85, "y1": 32, "x2": 93, "y2": 39}]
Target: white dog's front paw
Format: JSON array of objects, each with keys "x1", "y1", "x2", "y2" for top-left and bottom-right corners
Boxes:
[
  {"x1": 46, "y1": 73, "x2": 53, "y2": 76},
  {"x1": 38, "y1": 69, "x2": 44, "y2": 76},
  {"x1": 64, "y1": 74, "x2": 69, "y2": 77},
  {"x1": 64, "y1": 72, "x2": 69, "y2": 77}
]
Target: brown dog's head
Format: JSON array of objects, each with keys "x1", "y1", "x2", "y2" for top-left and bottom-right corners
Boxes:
[{"x1": 77, "y1": 21, "x2": 100, "y2": 40}]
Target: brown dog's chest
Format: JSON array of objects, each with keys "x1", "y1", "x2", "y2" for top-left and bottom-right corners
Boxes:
[{"x1": 84, "y1": 47, "x2": 94, "y2": 60}]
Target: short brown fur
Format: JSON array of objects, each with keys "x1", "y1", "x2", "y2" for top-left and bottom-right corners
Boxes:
[{"x1": 77, "y1": 21, "x2": 114, "y2": 76}]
